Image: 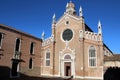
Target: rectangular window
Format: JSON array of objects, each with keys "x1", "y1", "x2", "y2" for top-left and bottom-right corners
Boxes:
[
  {"x1": 46, "y1": 52, "x2": 50, "y2": 58},
  {"x1": 46, "y1": 60, "x2": 50, "y2": 66},
  {"x1": 89, "y1": 58, "x2": 96, "y2": 66},
  {"x1": 46, "y1": 52, "x2": 50, "y2": 66}
]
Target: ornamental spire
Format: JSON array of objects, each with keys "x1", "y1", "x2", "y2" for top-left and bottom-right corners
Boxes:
[
  {"x1": 42, "y1": 31, "x2": 45, "y2": 40},
  {"x1": 52, "y1": 13, "x2": 56, "y2": 24},
  {"x1": 79, "y1": 6, "x2": 83, "y2": 17},
  {"x1": 98, "y1": 20, "x2": 102, "y2": 35},
  {"x1": 70, "y1": 0, "x2": 72, "y2": 3},
  {"x1": 66, "y1": 2, "x2": 68, "y2": 8}
]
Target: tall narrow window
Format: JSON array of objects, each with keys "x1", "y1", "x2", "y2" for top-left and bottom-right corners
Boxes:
[
  {"x1": 14, "y1": 38, "x2": 21, "y2": 59},
  {"x1": 15, "y1": 38, "x2": 20, "y2": 52},
  {"x1": 30, "y1": 42, "x2": 34, "y2": 55},
  {"x1": 89, "y1": 46, "x2": 96, "y2": 67},
  {"x1": 46, "y1": 52, "x2": 50, "y2": 66},
  {"x1": 29, "y1": 58, "x2": 33, "y2": 69},
  {"x1": 0, "y1": 33, "x2": 3, "y2": 48}
]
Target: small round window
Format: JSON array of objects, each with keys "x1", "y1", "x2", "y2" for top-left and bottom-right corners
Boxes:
[{"x1": 62, "y1": 29, "x2": 73, "y2": 41}]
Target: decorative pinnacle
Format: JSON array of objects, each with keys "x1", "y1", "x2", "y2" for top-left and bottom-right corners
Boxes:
[
  {"x1": 66, "y1": 2, "x2": 68, "y2": 8},
  {"x1": 79, "y1": 6, "x2": 83, "y2": 16},
  {"x1": 98, "y1": 20, "x2": 101, "y2": 27},
  {"x1": 70, "y1": 0, "x2": 72, "y2": 3},
  {"x1": 52, "y1": 13, "x2": 56, "y2": 23},
  {"x1": 53, "y1": 13, "x2": 56, "y2": 19},
  {"x1": 42, "y1": 31, "x2": 45, "y2": 40},
  {"x1": 98, "y1": 20, "x2": 102, "y2": 34}
]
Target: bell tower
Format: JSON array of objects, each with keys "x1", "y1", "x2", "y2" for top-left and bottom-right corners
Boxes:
[{"x1": 66, "y1": 1, "x2": 76, "y2": 15}]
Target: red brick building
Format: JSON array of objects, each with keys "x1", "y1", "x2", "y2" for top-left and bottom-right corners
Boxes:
[{"x1": 0, "y1": 24, "x2": 42, "y2": 79}]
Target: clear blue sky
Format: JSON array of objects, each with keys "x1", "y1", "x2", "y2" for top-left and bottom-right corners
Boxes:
[{"x1": 0, "y1": 0, "x2": 120, "y2": 53}]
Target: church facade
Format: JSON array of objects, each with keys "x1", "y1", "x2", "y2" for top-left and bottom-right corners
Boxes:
[
  {"x1": 41, "y1": 1, "x2": 112, "y2": 80},
  {"x1": 0, "y1": 1, "x2": 118, "y2": 80}
]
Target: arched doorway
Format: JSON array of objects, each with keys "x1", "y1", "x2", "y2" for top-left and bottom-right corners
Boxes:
[
  {"x1": 64, "y1": 55, "x2": 71, "y2": 76},
  {"x1": 60, "y1": 54, "x2": 75, "y2": 77}
]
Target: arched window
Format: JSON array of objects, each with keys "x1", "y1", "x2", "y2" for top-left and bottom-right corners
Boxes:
[
  {"x1": 89, "y1": 46, "x2": 96, "y2": 67},
  {"x1": 30, "y1": 42, "x2": 34, "y2": 55},
  {"x1": 0, "y1": 33, "x2": 3, "y2": 48},
  {"x1": 46, "y1": 52, "x2": 50, "y2": 66},
  {"x1": 29, "y1": 58, "x2": 33, "y2": 69},
  {"x1": 64, "y1": 55, "x2": 71, "y2": 59},
  {"x1": 15, "y1": 38, "x2": 20, "y2": 52}
]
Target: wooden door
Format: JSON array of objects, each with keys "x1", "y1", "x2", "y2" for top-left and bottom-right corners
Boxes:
[{"x1": 64, "y1": 62, "x2": 71, "y2": 76}]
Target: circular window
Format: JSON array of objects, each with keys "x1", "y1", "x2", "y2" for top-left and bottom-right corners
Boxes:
[
  {"x1": 66, "y1": 21, "x2": 69, "y2": 25},
  {"x1": 62, "y1": 29, "x2": 73, "y2": 41}
]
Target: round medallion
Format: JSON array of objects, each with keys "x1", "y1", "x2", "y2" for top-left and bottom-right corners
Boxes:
[{"x1": 62, "y1": 29, "x2": 73, "y2": 41}]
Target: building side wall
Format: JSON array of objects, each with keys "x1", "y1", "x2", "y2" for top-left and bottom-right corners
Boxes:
[
  {"x1": 41, "y1": 43, "x2": 54, "y2": 76},
  {"x1": 83, "y1": 39, "x2": 103, "y2": 78},
  {"x1": 0, "y1": 27, "x2": 42, "y2": 77}
]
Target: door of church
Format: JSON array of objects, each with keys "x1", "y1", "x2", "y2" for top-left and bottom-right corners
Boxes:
[{"x1": 64, "y1": 62, "x2": 71, "y2": 76}]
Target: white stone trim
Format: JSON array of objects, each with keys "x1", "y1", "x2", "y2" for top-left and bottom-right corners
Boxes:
[
  {"x1": 58, "y1": 51, "x2": 60, "y2": 76},
  {"x1": 65, "y1": 16, "x2": 69, "y2": 26},
  {"x1": 42, "y1": 37, "x2": 53, "y2": 46},
  {"x1": 84, "y1": 31, "x2": 102, "y2": 41},
  {"x1": 41, "y1": 74, "x2": 53, "y2": 76},
  {"x1": 56, "y1": 13, "x2": 81, "y2": 27},
  {"x1": 101, "y1": 66, "x2": 104, "y2": 80},
  {"x1": 59, "y1": 46, "x2": 76, "y2": 78},
  {"x1": 79, "y1": 30, "x2": 83, "y2": 39},
  {"x1": 41, "y1": 74, "x2": 60, "y2": 77},
  {"x1": 40, "y1": 74, "x2": 103, "y2": 80},
  {"x1": 75, "y1": 76, "x2": 103, "y2": 80}
]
